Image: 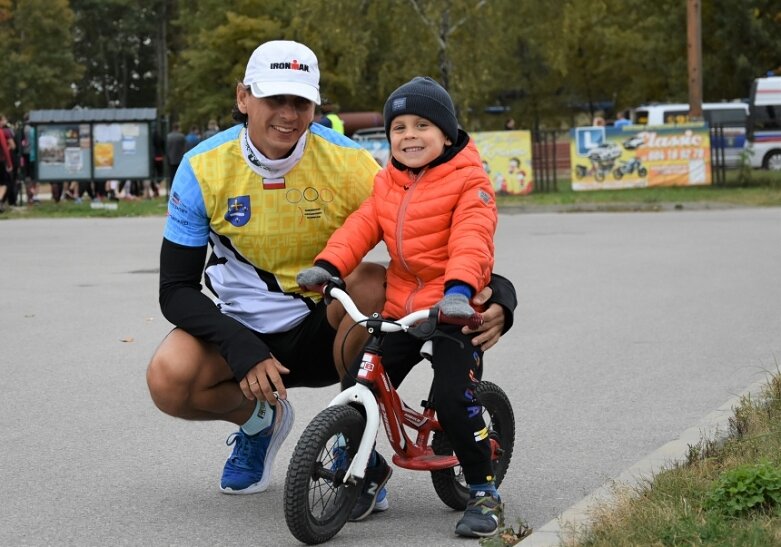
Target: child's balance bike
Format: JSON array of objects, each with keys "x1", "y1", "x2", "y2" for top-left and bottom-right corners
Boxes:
[{"x1": 283, "y1": 279, "x2": 515, "y2": 544}]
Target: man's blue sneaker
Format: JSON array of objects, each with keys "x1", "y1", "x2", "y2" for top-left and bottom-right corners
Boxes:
[
  {"x1": 349, "y1": 452, "x2": 392, "y2": 521},
  {"x1": 220, "y1": 398, "x2": 294, "y2": 494}
]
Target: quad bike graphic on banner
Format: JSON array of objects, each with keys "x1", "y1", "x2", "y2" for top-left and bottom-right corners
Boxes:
[{"x1": 570, "y1": 125, "x2": 712, "y2": 191}]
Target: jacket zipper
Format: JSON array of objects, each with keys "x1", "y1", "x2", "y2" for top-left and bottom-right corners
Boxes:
[{"x1": 396, "y1": 169, "x2": 426, "y2": 314}]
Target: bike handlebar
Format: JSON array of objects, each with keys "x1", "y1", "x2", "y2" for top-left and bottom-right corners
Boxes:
[{"x1": 320, "y1": 280, "x2": 484, "y2": 333}]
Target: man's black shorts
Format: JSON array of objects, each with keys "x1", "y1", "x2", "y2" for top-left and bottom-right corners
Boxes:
[{"x1": 255, "y1": 300, "x2": 339, "y2": 388}]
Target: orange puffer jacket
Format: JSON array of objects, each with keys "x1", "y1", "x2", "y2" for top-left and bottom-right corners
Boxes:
[{"x1": 316, "y1": 138, "x2": 497, "y2": 318}]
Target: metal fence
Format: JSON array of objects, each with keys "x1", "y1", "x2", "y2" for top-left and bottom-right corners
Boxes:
[
  {"x1": 710, "y1": 124, "x2": 727, "y2": 187},
  {"x1": 531, "y1": 129, "x2": 569, "y2": 193}
]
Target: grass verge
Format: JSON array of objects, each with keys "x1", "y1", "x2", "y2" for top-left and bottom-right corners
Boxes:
[
  {"x1": 0, "y1": 195, "x2": 170, "y2": 219},
  {"x1": 561, "y1": 366, "x2": 781, "y2": 546}
]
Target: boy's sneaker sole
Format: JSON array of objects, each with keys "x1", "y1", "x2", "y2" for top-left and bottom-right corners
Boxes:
[
  {"x1": 220, "y1": 399, "x2": 294, "y2": 494},
  {"x1": 454, "y1": 521, "x2": 499, "y2": 538},
  {"x1": 373, "y1": 491, "x2": 389, "y2": 512}
]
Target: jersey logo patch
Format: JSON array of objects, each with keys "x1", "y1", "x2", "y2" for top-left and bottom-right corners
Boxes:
[{"x1": 225, "y1": 195, "x2": 251, "y2": 227}]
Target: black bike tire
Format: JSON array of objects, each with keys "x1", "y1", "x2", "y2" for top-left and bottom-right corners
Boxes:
[
  {"x1": 430, "y1": 381, "x2": 516, "y2": 510},
  {"x1": 284, "y1": 405, "x2": 365, "y2": 545}
]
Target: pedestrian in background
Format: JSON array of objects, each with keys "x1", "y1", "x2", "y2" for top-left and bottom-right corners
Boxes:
[
  {"x1": 0, "y1": 114, "x2": 18, "y2": 206},
  {"x1": 0, "y1": 122, "x2": 12, "y2": 212},
  {"x1": 21, "y1": 115, "x2": 38, "y2": 203},
  {"x1": 184, "y1": 125, "x2": 201, "y2": 151},
  {"x1": 613, "y1": 110, "x2": 631, "y2": 128},
  {"x1": 166, "y1": 122, "x2": 186, "y2": 187},
  {"x1": 202, "y1": 119, "x2": 220, "y2": 140}
]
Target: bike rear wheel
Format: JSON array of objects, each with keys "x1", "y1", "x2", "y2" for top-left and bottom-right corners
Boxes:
[
  {"x1": 284, "y1": 405, "x2": 365, "y2": 545},
  {"x1": 430, "y1": 381, "x2": 515, "y2": 510}
]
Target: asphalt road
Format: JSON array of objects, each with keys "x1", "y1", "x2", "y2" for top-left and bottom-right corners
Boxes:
[{"x1": 1, "y1": 208, "x2": 779, "y2": 546}]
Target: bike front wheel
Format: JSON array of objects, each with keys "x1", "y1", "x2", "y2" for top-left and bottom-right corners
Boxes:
[
  {"x1": 430, "y1": 381, "x2": 516, "y2": 510},
  {"x1": 284, "y1": 405, "x2": 365, "y2": 545}
]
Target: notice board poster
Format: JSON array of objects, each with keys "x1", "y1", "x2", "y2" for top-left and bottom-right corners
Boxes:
[
  {"x1": 37, "y1": 124, "x2": 92, "y2": 181},
  {"x1": 473, "y1": 130, "x2": 534, "y2": 195},
  {"x1": 92, "y1": 122, "x2": 151, "y2": 179}
]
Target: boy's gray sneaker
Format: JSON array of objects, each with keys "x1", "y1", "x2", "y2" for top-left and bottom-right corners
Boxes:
[
  {"x1": 349, "y1": 452, "x2": 392, "y2": 521},
  {"x1": 455, "y1": 491, "x2": 503, "y2": 537}
]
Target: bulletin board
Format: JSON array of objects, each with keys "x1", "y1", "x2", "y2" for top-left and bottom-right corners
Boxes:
[
  {"x1": 37, "y1": 124, "x2": 93, "y2": 181},
  {"x1": 92, "y1": 122, "x2": 151, "y2": 179}
]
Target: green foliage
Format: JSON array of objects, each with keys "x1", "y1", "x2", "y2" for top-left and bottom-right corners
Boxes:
[
  {"x1": 1, "y1": 0, "x2": 780, "y2": 131},
  {"x1": 70, "y1": 0, "x2": 161, "y2": 109},
  {"x1": 706, "y1": 461, "x2": 781, "y2": 516},
  {"x1": 0, "y1": 0, "x2": 83, "y2": 118},
  {"x1": 169, "y1": 0, "x2": 292, "y2": 128}
]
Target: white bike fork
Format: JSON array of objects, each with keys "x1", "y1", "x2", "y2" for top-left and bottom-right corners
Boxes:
[
  {"x1": 326, "y1": 340, "x2": 434, "y2": 485},
  {"x1": 326, "y1": 383, "x2": 379, "y2": 484}
]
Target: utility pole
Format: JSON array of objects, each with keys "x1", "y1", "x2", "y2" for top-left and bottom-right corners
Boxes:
[{"x1": 687, "y1": 0, "x2": 703, "y2": 120}]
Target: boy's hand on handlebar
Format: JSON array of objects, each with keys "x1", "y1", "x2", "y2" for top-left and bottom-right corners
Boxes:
[
  {"x1": 463, "y1": 286, "x2": 505, "y2": 351},
  {"x1": 241, "y1": 355, "x2": 290, "y2": 403},
  {"x1": 296, "y1": 266, "x2": 333, "y2": 291},
  {"x1": 437, "y1": 293, "x2": 476, "y2": 318}
]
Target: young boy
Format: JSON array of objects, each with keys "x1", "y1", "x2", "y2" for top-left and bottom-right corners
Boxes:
[{"x1": 297, "y1": 76, "x2": 501, "y2": 537}]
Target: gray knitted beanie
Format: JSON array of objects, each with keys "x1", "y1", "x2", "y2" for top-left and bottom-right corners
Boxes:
[{"x1": 383, "y1": 76, "x2": 458, "y2": 143}]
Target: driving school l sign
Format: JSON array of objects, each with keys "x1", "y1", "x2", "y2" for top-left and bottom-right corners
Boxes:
[{"x1": 570, "y1": 125, "x2": 712, "y2": 191}]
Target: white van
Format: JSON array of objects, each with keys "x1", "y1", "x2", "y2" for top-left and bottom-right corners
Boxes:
[
  {"x1": 633, "y1": 102, "x2": 748, "y2": 126},
  {"x1": 746, "y1": 76, "x2": 781, "y2": 170},
  {"x1": 632, "y1": 102, "x2": 748, "y2": 167}
]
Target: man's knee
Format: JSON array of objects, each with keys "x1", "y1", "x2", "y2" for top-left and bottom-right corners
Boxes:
[
  {"x1": 147, "y1": 351, "x2": 189, "y2": 417},
  {"x1": 346, "y1": 262, "x2": 386, "y2": 313},
  {"x1": 146, "y1": 335, "x2": 204, "y2": 418}
]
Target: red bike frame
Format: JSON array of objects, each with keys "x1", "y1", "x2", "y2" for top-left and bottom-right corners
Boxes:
[{"x1": 355, "y1": 343, "x2": 500, "y2": 472}]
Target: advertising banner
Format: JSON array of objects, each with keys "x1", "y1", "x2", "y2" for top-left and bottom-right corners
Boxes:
[
  {"x1": 570, "y1": 124, "x2": 711, "y2": 191},
  {"x1": 473, "y1": 130, "x2": 534, "y2": 195}
]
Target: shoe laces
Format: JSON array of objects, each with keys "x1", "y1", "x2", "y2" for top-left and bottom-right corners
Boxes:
[
  {"x1": 225, "y1": 431, "x2": 266, "y2": 469},
  {"x1": 466, "y1": 493, "x2": 502, "y2": 515}
]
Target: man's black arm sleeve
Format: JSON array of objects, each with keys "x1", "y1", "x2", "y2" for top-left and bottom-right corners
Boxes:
[
  {"x1": 487, "y1": 273, "x2": 517, "y2": 334},
  {"x1": 159, "y1": 238, "x2": 272, "y2": 380}
]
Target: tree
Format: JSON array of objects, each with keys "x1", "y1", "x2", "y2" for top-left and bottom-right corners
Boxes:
[
  {"x1": 168, "y1": 0, "x2": 293, "y2": 128},
  {"x1": 3, "y1": 0, "x2": 779, "y2": 130},
  {"x1": 702, "y1": 0, "x2": 781, "y2": 100},
  {"x1": 0, "y1": 0, "x2": 83, "y2": 119},
  {"x1": 70, "y1": 0, "x2": 162, "y2": 109}
]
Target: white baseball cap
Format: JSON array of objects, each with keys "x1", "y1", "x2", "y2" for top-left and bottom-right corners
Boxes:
[{"x1": 243, "y1": 40, "x2": 321, "y2": 105}]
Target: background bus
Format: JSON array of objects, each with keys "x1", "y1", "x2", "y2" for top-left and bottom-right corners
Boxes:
[
  {"x1": 746, "y1": 76, "x2": 781, "y2": 171},
  {"x1": 632, "y1": 102, "x2": 748, "y2": 168}
]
